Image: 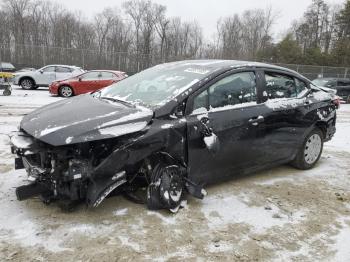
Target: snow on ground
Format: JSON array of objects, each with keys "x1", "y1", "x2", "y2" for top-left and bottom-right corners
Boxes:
[{"x1": 0, "y1": 87, "x2": 350, "y2": 261}]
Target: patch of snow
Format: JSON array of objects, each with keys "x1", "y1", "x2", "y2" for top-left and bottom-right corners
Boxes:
[
  {"x1": 99, "y1": 121, "x2": 147, "y2": 137},
  {"x1": 209, "y1": 102, "x2": 257, "y2": 112},
  {"x1": 325, "y1": 122, "x2": 350, "y2": 153},
  {"x1": 161, "y1": 123, "x2": 173, "y2": 129},
  {"x1": 113, "y1": 208, "x2": 128, "y2": 216},
  {"x1": 10, "y1": 134, "x2": 33, "y2": 148},
  {"x1": 146, "y1": 211, "x2": 177, "y2": 225},
  {"x1": 65, "y1": 136, "x2": 73, "y2": 144},
  {"x1": 192, "y1": 107, "x2": 208, "y2": 115},
  {"x1": 201, "y1": 193, "x2": 306, "y2": 232},
  {"x1": 40, "y1": 125, "x2": 68, "y2": 137},
  {"x1": 331, "y1": 221, "x2": 350, "y2": 262},
  {"x1": 98, "y1": 109, "x2": 152, "y2": 128},
  {"x1": 265, "y1": 98, "x2": 303, "y2": 110},
  {"x1": 118, "y1": 235, "x2": 141, "y2": 252},
  {"x1": 313, "y1": 91, "x2": 332, "y2": 101},
  {"x1": 207, "y1": 241, "x2": 234, "y2": 253},
  {"x1": 204, "y1": 133, "x2": 218, "y2": 150}
]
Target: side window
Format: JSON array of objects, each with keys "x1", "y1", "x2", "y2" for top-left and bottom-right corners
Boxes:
[
  {"x1": 56, "y1": 66, "x2": 72, "y2": 73},
  {"x1": 192, "y1": 89, "x2": 208, "y2": 113},
  {"x1": 265, "y1": 72, "x2": 297, "y2": 99},
  {"x1": 337, "y1": 80, "x2": 349, "y2": 86},
  {"x1": 81, "y1": 72, "x2": 100, "y2": 80},
  {"x1": 101, "y1": 72, "x2": 115, "y2": 79},
  {"x1": 42, "y1": 66, "x2": 55, "y2": 73},
  {"x1": 209, "y1": 72, "x2": 257, "y2": 109},
  {"x1": 295, "y1": 78, "x2": 309, "y2": 97}
]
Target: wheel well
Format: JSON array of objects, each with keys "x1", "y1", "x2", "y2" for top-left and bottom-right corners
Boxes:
[
  {"x1": 19, "y1": 76, "x2": 36, "y2": 86},
  {"x1": 315, "y1": 122, "x2": 327, "y2": 139}
]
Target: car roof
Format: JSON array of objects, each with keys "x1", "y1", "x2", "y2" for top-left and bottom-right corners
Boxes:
[
  {"x1": 162, "y1": 59, "x2": 304, "y2": 78},
  {"x1": 88, "y1": 70, "x2": 125, "y2": 74},
  {"x1": 44, "y1": 64, "x2": 82, "y2": 69}
]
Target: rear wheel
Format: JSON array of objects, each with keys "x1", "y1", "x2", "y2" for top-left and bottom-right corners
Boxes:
[
  {"x1": 59, "y1": 85, "x2": 74, "y2": 97},
  {"x1": 291, "y1": 128, "x2": 323, "y2": 170},
  {"x1": 20, "y1": 78, "x2": 35, "y2": 90}
]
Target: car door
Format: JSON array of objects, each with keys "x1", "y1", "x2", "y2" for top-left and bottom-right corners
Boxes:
[
  {"x1": 36, "y1": 66, "x2": 56, "y2": 85},
  {"x1": 75, "y1": 71, "x2": 101, "y2": 94},
  {"x1": 99, "y1": 72, "x2": 116, "y2": 89},
  {"x1": 55, "y1": 66, "x2": 73, "y2": 81},
  {"x1": 256, "y1": 70, "x2": 314, "y2": 163},
  {"x1": 186, "y1": 70, "x2": 269, "y2": 185}
]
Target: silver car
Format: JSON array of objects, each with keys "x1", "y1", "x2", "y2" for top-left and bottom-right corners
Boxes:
[{"x1": 13, "y1": 65, "x2": 85, "y2": 90}]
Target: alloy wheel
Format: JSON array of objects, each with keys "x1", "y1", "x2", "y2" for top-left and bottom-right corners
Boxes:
[{"x1": 304, "y1": 134, "x2": 322, "y2": 164}]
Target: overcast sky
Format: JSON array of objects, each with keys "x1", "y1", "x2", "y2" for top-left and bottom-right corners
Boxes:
[{"x1": 54, "y1": 0, "x2": 345, "y2": 41}]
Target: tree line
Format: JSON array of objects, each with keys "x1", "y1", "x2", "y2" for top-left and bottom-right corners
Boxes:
[{"x1": 0, "y1": 0, "x2": 349, "y2": 73}]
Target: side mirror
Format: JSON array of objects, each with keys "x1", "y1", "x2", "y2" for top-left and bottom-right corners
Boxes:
[
  {"x1": 78, "y1": 77, "x2": 82, "y2": 82},
  {"x1": 174, "y1": 103, "x2": 185, "y2": 118},
  {"x1": 39, "y1": 70, "x2": 44, "y2": 74}
]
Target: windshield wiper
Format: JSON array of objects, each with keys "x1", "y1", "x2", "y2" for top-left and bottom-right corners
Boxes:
[{"x1": 99, "y1": 96, "x2": 135, "y2": 108}]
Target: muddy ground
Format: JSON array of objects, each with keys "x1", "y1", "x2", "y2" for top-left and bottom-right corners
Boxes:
[{"x1": 0, "y1": 87, "x2": 349, "y2": 261}]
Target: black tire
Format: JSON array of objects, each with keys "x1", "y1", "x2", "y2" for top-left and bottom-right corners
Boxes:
[
  {"x1": 147, "y1": 163, "x2": 184, "y2": 211},
  {"x1": 58, "y1": 85, "x2": 74, "y2": 97},
  {"x1": 291, "y1": 128, "x2": 324, "y2": 170},
  {"x1": 20, "y1": 78, "x2": 35, "y2": 90},
  {"x1": 3, "y1": 89, "x2": 11, "y2": 96}
]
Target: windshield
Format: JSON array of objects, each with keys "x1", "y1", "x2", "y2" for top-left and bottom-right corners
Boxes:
[{"x1": 98, "y1": 62, "x2": 216, "y2": 108}]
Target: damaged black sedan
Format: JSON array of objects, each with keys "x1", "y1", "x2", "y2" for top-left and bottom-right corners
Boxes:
[{"x1": 11, "y1": 60, "x2": 337, "y2": 212}]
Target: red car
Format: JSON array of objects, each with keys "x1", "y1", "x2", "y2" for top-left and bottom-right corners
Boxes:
[{"x1": 49, "y1": 70, "x2": 127, "y2": 97}]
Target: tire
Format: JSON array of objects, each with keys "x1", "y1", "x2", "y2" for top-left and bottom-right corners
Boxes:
[
  {"x1": 20, "y1": 78, "x2": 35, "y2": 90},
  {"x1": 291, "y1": 128, "x2": 324, "y2": 170},
  {"x1": 147, "y1": 163, "x2": 184, "y2": 211},
  {"x1": 3, "y1": 89, "x2": 11, "y2": 96},
  {"x1": 58, "y1": 85, "x2": 74, "y2": 97}
]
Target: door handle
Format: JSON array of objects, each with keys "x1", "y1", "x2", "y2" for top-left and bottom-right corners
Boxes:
[{"x1": 249, "y1": 116, "x2": 264, "y2": 126}]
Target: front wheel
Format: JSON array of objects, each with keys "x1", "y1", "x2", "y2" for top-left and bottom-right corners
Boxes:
[
  {"x1": 291, "y1": 128, "x2": 324, "y2": 170},
  {"x1": 59, "y1": 85, "x2": 74, "y2": 97},
  {"x1": 20, "y1": 78, "x2": 35, "y2": 90},
  {"x1": 147, "y1": 163, "x2": 184, "y2": 211}
]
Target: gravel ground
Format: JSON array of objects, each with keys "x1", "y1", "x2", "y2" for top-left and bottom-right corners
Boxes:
[{"x1": 0, "y1": 86, "x2": 350, "y2": 261}]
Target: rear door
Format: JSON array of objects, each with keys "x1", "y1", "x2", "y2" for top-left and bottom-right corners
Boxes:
[
  {"x1": 55, "y1": 66, "x2": 73, "y2": 81},
  {"x1": 186, "y1": 70, "x2": 269, "y2": 185},
  {"x1": 99, "y1": 72, "x2": 117, "y2": 89},
  {"x1": 256, "y1": 70, "x2": 313, "y2": 163}
]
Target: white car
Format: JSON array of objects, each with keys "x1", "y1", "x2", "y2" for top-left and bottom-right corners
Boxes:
[{"x1": 13, "y1": 65, "x2": 85, "y2": 90}]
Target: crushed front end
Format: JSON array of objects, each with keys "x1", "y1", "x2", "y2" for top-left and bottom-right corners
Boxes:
[{"x1": 10, "y1": 131, "x2": 127, "y2": 209}]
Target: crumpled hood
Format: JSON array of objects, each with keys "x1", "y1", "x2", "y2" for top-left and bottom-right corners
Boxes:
[{"x1": 20, "y1": 95, "x2": 153, "y2": 146}]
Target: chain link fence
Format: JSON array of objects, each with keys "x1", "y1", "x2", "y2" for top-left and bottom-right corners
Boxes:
[{"x1": 1, "y1": 44, "x2": 349, "y2": 80}]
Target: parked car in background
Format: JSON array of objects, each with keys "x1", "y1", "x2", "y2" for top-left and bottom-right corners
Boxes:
[
  {"x1": 0, "y1": 62, "x2": 16, "y2": 73},
  {"x1": 11, "y1": 60, "x2": 337, "y2": 212},
  {"x1": 12, "y1": 65, "x2": 85, "y2": 90},
  {"x1": 16, "y1": 67, "x2": 36, "y2": 73},
  {"x1": 49, "y1": 70, "x2": 128, "y2": 97},
  {"x1": 312, "y1": 77, "x2": 350, "y2": 103}
]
